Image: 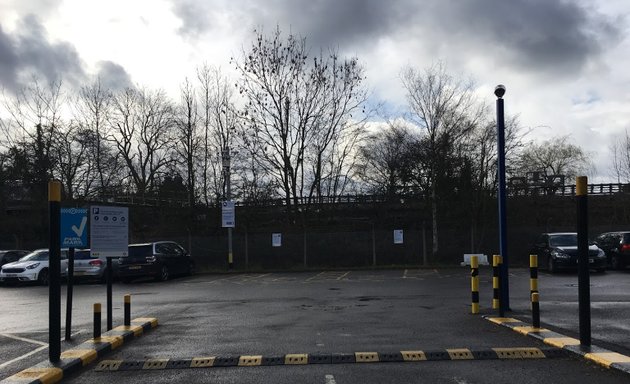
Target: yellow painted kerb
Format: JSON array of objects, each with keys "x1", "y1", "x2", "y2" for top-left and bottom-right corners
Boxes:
[
  {"x1": 585, "y1": 352, "x2": 630, "y2": 368},
  {"x1": 512, "y1": 326, "x2": 549, "y2": 335},
  {"x1": 61, "y1": 349, "x2": 98, "y2": 366},
  {"x1": 576, "y1": 176, "x2": 587, "y2": 196},
  {"x1": 48, "y1": 180, "x2": 61, "y2": 202},
  {"x1": 543, "y1": 337, "x2": 580, "y2": 348},
  {"x1": 487, "y1": 317, "x2": 521, "y2": 325},
  {"x1": 12, "y1": 367, "x2": 63, "y2": 384}
]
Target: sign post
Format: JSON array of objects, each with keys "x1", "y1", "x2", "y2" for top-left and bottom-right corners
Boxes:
[
  {"x1": 91, "y1": 205, "x2": 128, "y2": 330},
  {"x1": 60, "y1": 207, "x2": 88, "y2": 341}
]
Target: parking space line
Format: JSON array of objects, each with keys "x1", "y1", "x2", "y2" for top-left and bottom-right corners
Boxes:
[
  {"x1": 0, "y1": 344, "x2": 48, "y2": 370},
  {"x1": 0, "y1": 333, "x2": 48, "y2": 346},
  {"x1": 306, "y1": 272, "x2": 327, "y2": 282},
  {"x1": 325, "y1": 374, "x2": 337, "y2": 384},
  {"x1": 336, "y1": 272, "x2": 350, "y2": 280}
]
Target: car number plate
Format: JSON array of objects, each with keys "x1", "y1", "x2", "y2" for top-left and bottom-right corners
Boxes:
[
  {"x1": 5, "y1": 273, "x2": 17, "y2": 277},
  {"x1": 129, "y1": 266, "x2": 141, "y2": 270}
]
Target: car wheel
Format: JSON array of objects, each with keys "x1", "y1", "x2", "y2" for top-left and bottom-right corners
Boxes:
[
  {"x1": 157, "y1": 266, "x2": 169, "y2": 281},
  {"x1": 547, "y1": 257, "x2": 556, "y2": 274},
  {"x1": 611, "y1": 255, "x2": 622, "y2": 270},
  {"x1": 38, "y1": 269, "x2": 49, "y2": 285}
]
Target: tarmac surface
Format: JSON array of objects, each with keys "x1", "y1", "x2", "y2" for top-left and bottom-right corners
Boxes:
[{"x1": 1, "y1": 268, "x2": 630, "y2": 383}]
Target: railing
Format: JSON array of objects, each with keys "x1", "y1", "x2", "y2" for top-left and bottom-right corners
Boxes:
[{"x1": 5, "y1": 183, "x2": 630, "y2": 209}]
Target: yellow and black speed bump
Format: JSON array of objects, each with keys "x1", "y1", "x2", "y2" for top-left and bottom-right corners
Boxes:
[
  {"x1": 0, "y1": 317, "x2": 158, "y2": 384},
  {"x1": 94, "y1": 347, "x2": 567, "y2": 372},
  {"x1": 485, "y1": 316, "x2": 630, "y2": 376}
]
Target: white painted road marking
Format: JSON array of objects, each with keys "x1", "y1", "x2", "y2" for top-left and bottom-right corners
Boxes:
[{"x1": 325, "y1": 374, "x2": 337, "y2": 384}]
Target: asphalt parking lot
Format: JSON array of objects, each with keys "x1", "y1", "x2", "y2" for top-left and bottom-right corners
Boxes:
[{"x1": 1, "y1": 268, "x2": 630, "y2": 383}]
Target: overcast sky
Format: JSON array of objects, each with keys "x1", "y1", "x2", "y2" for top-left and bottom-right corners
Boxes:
[{"x1": 1, "y1": 0, "x2": 628, "y2": 182}]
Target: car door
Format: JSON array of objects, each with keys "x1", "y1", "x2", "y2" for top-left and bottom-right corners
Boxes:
[
  {"x1": 172, "y1": 243, "x2": 188, "y2": 274},
  {"x1": 60, "y1": 250, "x2": 69, "y2": 276},
  {"x1": 164, "y1": 242, "x2": 184, "y2": 274},
  {"x1": 155, "y1": 243, "x2": 174, "y2": 273},
  {"x1": 532, "y1": 234, "x2": 549, "y2": 258}
]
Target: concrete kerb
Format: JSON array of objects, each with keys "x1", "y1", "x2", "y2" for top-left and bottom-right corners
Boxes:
[
  {"x1": 0, "y1": 317, "x2": 158, "y2": 384},
  {"x1": 485, "y1": 315, "x2": 630, "y2": 375}
]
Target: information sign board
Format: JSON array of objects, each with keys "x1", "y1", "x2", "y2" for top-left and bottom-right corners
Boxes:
[
  {"x1": 60, "y1": 208, "x2": 88, "y2": 247},
  {"x1": 90, "y1": 205, "x2": 128, "y2": 257}
]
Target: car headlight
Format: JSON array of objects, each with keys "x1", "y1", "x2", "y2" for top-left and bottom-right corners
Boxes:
[
  {"x1": 551, "y1": 250, "x2": 571, "y2": 259},
  {"x1": 597, "y1": 249, "x2": 606, "y2": 258},
  {"x1": 26, "y1": 263, "x2": 40, "y2": 270}
]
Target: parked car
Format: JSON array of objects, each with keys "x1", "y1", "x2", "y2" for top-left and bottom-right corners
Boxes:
[
  {"x1": 68, "y1": 249, "x2": 117, "y2": 283},
  {"x1": 594, "y1": 231, "x2": 630, "y2": 270},
  {"x1": 0, "y1": 250, "x2": 30, "y2": 268},
  {"x1": 117, "y1": 241, "x2": 194, "y2": 283},
  {"x1": 530, "y1": 232, "x2": 607, "y2": 273},
  {"x1": 0, "y1": 249, "x2": 69, "y2": 285}
]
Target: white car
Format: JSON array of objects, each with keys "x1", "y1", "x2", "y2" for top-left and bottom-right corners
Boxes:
[{"x1": 0, "y1": 249, "x2": 68, "y2": 285}]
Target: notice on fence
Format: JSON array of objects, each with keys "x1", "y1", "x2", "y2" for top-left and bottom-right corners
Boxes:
[
  {"x1": 272, "y1": 233, "x2": 282, "y2": 247},
  {"x1": 221, "y1": 200, "x2": 235, "y2": 228},
  {"x1": 90, "y1": 205, "x2": 128, "y2": 257},
  {"x1": 394, "y1": 229, "x2": 404, "y2": 244}
]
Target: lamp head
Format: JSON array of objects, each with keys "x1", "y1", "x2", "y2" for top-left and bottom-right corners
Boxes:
[{"x1": 494, "y1": 84, "x2": 506, "y2": 98}]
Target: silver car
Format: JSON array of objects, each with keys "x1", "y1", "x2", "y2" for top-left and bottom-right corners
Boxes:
[{"x1": 69, "y1": 249, "x2": 117, "y2": 283}]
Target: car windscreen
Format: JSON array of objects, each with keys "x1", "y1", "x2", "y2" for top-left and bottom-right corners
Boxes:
[
  {"x1": 549, "y1": 234, "x2": 577, "y2": 247},
  {"x1": 19, "y1": 250, "x2": 49, "y2": 261},
  {"x1": 128, "y1": 245, "x2": 153, "y2": 257}
]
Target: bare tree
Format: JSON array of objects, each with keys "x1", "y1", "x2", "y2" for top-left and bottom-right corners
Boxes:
[
  {"x1": 197, "y1": 64, "x2": 238, "y2": 205},
  {"x1": 356, "y1": 121, "x2": 418, "y2": 196},
  {"x1": 233, "y1": 27, "x2": 367, "y2": 208},
  {"x1": 109, "y1": 87, "x2": 176, "y2": 199},
  {"x1": 51, "y1": 123, "x2": 90, "y2": 200},
  {"x1": 1, "y1": 78, "x2": 66, "y2": 198},
  {"x1": 611, "y1": 130, "x2": 630, "y2": 183},
  {"x1": 514, "y1": 135, "x2": 590, "y2": 180},
  {"x1": 175, "y1": 78, "x2": 201, "y2": 207},
  {"x1": 73, "y1": 78, "x2": 122, "y2": 198},
  {"x1": 401, "y1": 62, "x2": 485, "y2": 257}
]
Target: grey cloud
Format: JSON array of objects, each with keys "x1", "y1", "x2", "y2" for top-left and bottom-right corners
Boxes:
[
  {"x1": 0, "y1": 25, "x2": 19, "y2": 91},
  {"x1": 0, "y1": 14, "x2": 86, "y2": 93},
  {"x1": 432, "y1": 0, "x2": 623, "y2": 76},
  {"x1": 96, "y1": 61, "x2": 133, "y2": 91},
  {"x1": 171, "y1": 0, "x2": 622, "y2": 77}
]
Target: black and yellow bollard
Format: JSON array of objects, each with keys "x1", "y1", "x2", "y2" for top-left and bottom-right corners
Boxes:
[
  {"x1": 492, "y1": 255, "x2": 501, "y2": 310},
  {"x1": 532, "y1": 292, "x2": 540, "y2": 328},
  {"x1": 94, "y1": 303, "x2": 102, "y2": 339},
  {"x1": 471, "y1": 255, "x2": 479, "y2": 314},
  {"x1": 124, "y1": 294, "x2": 131, "y2": 326},
  {"x1": 530, "y1": 254, "x2": 538, "y2": 298}
]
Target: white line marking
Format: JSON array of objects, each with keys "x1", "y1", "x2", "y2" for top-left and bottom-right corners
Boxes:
[
  {"x1": 325, "y1": 374, "x2": 337, "y2": 384},
  {"x1": 403, "y1": 269, "x2": 408, "y2": 278},
  {"x1": 0, "y1": 333, "x2": 48, "y2": 346},
  {"x1": 0, "y1": 345, "x2": 48, "y2": 370},
  {"x1": 336, "y1": 272, "x2": 350, "y2": 280},
  {"x1": 306, "y1": 271, "x2": 326, "y2": 282}
]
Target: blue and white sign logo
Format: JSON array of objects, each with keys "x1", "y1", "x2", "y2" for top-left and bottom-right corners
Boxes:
[{"x1": 60, "y1": 207, "x2": 88, "y2": 247}]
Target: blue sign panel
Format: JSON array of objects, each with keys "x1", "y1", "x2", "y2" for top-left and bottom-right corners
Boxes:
[{"x1": 60, "y1": 207, "x2": 88, "y2": 247}]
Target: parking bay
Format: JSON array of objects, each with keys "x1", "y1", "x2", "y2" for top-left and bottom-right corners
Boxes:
[{"x1": 2, "y1": 269, "x2": 630, "y2": 383}]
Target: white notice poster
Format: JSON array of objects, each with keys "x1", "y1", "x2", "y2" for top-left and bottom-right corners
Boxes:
[{"x1": 394, "y1": 229, "x2": 404, "y2": 244}]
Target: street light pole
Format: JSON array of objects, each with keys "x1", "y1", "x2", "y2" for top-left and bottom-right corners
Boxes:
[{"x1": 495, "y1": 84, "x2": 510, "y2": 312}]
